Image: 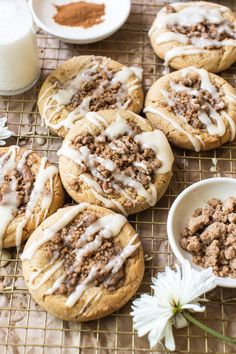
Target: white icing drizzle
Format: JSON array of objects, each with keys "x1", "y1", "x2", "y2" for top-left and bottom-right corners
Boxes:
[
  {"x1": 23, "y1": 203, "x2": 140, "y2": 308},
  {"x1": 40, "y1": 60, "x2": 142, "y2": 132},
  {"x1": 156, "y1": 32, "x2": 188, "y2": 45},
  {"x1": 79, "y1": 174, "x2": 127, "y2": 216},
  {"x1": 65, "y1": 266, "x2": 99, "y2": 307},
  {"x1": 86, "y1": 112, "x2": 109, "y2": 129},
  {"x1": 29, "y1": 260, "x2": 64, "y2": 290},
  {"x1": 65, "y1": 234, "x2": 140, "y2": 308},
  {"x1": 77, "y1": 290, "x2": 101, "y2": 316},
  {"x1": 76, "y1": 214, "x2": 126, "y2": 250},
  {"x1": 75, "y1": 235, "x2": 103, "y2": 265},
  {"x1": 150, "y1": 5, "x2": 236, "y2": 66},
  {"x1": 134, "y1": 131, "x2": 174, "y2": 174},
  {"x1": 111, "y1": 67, "x2": 134, "y2": 84},
  {"x1": 221, "y1": 111, "x2": 236, "y2": 141},
  {"x1": 45, "y1": 274, "x2": 66, "y2": 295},
  {"x1": 144, "y1": 106, "x2": 202, "y2": 152},
  {"x1": 152, "y1": 67, "x2": 236, "y2": 149},
  {"x1": 103, "y1": 234, "x2": 140, "y2": 274},
  {"x1": 130, "y1": 67, "x2": 143, "y2": 81},
  {"x1": 182, "y1": 67, "x2": 218, "y2": 96},
  {"x1": 58, "y1": 114, "x2": 174, "y2": 211},
  {"x1": 155, "y1": 6, "x2": 225, "y2": 31},
  {"x1": 164, "y1": 46, "x2": 210, "y2": 66},
  {"x1": 169, "y1": 81, "x2": 200, "y2": 97},
  {"x1": 103, "y1": 114, "x2": 133, "y2": 139},
  {"x1": 85, "y1": 112, "x2": 105, "y2": 130},
  {"x1": 0, "y1": 146, "x2": 19, "y2": 182},
  {"x1": 133, "y1": 161, "x2": 148, "y2": 171},
  {"x1": 0, "y1": 147, "x2": 57, "y2": 248},
  {"x1": 227, "y1": 93, "x2": 236, "y2": 104},
  {"x1": 21, "y1": 204, "x2": 89, "y2": 260},
  {"x1": 0, "y1": 178, "x2": 18, "y2": 248},
  {"x1": 75, "y1": 214, "x2": 126, "y2": 267},
  {"x1": 112, "y1": 171, "x2": 157, "y2": 206},
  {"x1": 0, "y1": 147, "x2": 20, "y2": 247},
  {"x1": 15, "y1": 157, "x2": 58, "y2": 248},
  {"x1": 54, "y1": 89, "x2": 74, "y2": 106}
]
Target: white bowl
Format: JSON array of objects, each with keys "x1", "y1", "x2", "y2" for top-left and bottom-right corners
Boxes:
[
  {"x1": 29, "y1": 0, "x2": 131, "y2": 44},
  {"x1": 167, "y1": 177, "x2": 236, "y2": 288}
]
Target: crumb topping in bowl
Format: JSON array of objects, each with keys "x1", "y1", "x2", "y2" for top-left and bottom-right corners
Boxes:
[{"x1": 180, "y1": 196, "x2": 236, "y2": 278}]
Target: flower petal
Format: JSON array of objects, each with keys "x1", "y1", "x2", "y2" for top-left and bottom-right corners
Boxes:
[
  {"x1": 177, "y1": 260, "x2": 216, "y2": 305},
  {"x1": 0, "y1": 117, "x2": 14, "y2": 146},
  {"x1": 132, "y1": 260, "x2": 215, "y2": 351},
  {"x1": 131, "y1": 294, "x2": 172, "y2": 346},
  {"x1": 164, "y1": 320, "x2": 175, "y2": 351},
  {"x1": 181, "y1": 303, "x2": 206, "y2": 312},
  {"x1": 174, "y1": 313, "x2": 188, "y2": 329},
  {"x1": 0, "y1": 117, "x2": 7, "y2": 127}
]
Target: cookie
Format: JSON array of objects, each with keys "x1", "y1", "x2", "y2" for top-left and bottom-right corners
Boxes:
[
  {"x1": 149, "y1": 1, "x2": 236, "y2": 73},
  {"x1": 144, "y1": 66, "x2": 236, "y2": 152},
  {"x1": 38, "y1": 55, "x2": 144, "y2": 138},
  {"x1": 58, "y1": 109, "x2": 174, "y2": 215},
  {"x1": 21, "y1": 203, "x2": 144, "y2": 321},
  {"x1": 0, "y1": 146, "x2": 64, "y2": 248}
]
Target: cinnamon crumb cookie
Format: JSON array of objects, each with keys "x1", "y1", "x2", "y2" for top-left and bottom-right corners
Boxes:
[
  {"x1": 145, "y1": 67, "x2": 236, "y2": 152},
  {"x1": 58, "y1": 109, "x2": 174, "y2": 216},
  {"x1": 149, "y1": 1, "x2": 236, "y2": 72},
  {"x1": 38, "y1": 55, "x2": 144, "y2": 138},
  {"x1": 21, "y1": 203, "x2": 144, "y2": 321},
  {"x1": 0, "y1": 146, "x2": 64, "y2": 248}
]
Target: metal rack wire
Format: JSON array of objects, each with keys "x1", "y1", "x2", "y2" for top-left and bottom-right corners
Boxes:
[{"x1": 1, "y1": 0, "x2": 236, "y2": 353}]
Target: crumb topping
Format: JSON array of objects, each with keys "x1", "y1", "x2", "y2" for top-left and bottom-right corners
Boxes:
[
  {"x1": 180, "y1": 197, "x2": 236, "y2": 278},
  {"x1": 57, "y1": 57, "x2": 130, "y2": 111},
  {"x1": 0, "y1": 153, "x2": 36, "y2": 214},
  {"x1": 167, "y1": 73, "x2": 225, "y2": 129},
  {"x1": 167, "y1": 18, "x2": 236, "y2": 49},
  {"x1": 71, "y1": 121, "x2": 162, "y2": 207},
  {"x1": 44, "y1": 212, "x2": 124, "y2": 295}
]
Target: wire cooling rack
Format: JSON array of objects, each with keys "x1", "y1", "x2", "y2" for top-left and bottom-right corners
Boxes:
[{"x1": 1, "y1": 0, "x2": 236, "y2": 353}]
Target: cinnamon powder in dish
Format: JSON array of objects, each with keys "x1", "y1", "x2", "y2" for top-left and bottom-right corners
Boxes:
[{"x1": 53, "y1": 1, "x2": 105, "y2": 29}]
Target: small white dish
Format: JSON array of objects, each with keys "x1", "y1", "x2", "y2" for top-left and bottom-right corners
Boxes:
[
  {"x1": 29, "y1": 0, "x2": 131, "y2": 44},
  {"x1": 167, "y1": 177, "x2": 236, "y2": 288}
]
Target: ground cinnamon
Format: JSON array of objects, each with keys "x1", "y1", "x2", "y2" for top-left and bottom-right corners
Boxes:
[{"x1": 53, "y1": 1, "x2": 105, "y2": 29}]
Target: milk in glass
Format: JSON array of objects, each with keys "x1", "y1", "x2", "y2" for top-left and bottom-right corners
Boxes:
[{"x1": 0, "y1": 0, "x2": 40, "y2": 95}]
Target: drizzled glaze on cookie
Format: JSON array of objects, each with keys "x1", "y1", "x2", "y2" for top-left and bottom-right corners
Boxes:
[
  {"x1": 150, "y1": 2, "x2": 236, "y2": 66},
  {"x1": 145, "y1": 67, "x2": 236, "y2": 152},
  {"x1": 58, "y1": 112, "x2": 174, "y2": 215},
  {"x1": 0, "y1": 146, "x2": 58, "y2": 248},
  {"x1": 21, "y1": 204, "x2": 141, "y2": 310},
  {"x1": 39, "y1": 56, "x2": 143, "y2": 136}
]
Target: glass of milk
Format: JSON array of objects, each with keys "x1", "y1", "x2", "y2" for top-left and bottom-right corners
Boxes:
[{"x1": 0, "y1": 0, "x2": 40, "y2": 95}]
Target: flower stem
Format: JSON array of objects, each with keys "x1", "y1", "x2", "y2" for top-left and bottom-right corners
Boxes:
[{"x1": 184, "y1": 312, "x2": 236, "y2": 344}]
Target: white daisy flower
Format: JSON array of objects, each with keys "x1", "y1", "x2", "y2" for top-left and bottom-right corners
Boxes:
[
  {"x1": 0, "y1": 117, "x2": 14, "y2": 146},
  {"x1": 131, "y1": 260, "x2": 216, "y2": 351}
]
